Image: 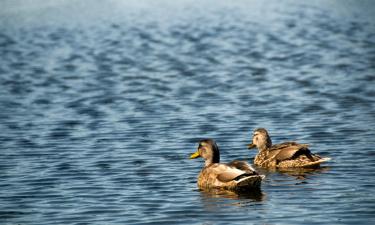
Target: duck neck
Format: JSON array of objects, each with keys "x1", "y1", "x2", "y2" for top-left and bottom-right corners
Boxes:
[
  {"x1": 205, "y1": 155, "x2": 219, "y2": 167},
  {"x1": 259, "y1": 145, "x2": 269, "y2": 152},
  {"x1": 204, "y1": 159, "x2": 214, "y2": 167},
  {"x1": 259, "y1": 136, "x2": 272, "y2": 152}
]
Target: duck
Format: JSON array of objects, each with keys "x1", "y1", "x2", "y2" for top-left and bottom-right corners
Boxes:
[
  {"x1": 190, "y1": 139, "x2": 264, "y2": 192},
  {"x1": 247, "y1": 128, "x2": 331, "y2": 168}
]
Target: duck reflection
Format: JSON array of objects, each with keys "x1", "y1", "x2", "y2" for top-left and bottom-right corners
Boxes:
[
  {"x1": 265, "y1": 166, "x2": 330, "y2": 180},
  {"x1": 254, "y1": 166, "x2": 331, "y2": 187},
  {"x1": 198, "y1": 188, "x2": 265, "y2": 210}
]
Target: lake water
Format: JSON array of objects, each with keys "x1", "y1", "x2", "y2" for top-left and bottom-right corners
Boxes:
[{"x1": 1, "y1": 0, "x2": 375, "y2": 224}]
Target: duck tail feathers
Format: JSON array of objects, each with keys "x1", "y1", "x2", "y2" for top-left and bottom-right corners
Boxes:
[
  {"x1": 300, "y1": 157, "x2": 331, "y2": 168},
  {"x1": 236, "y1": 175, "x2": 264, "y2": 188}
]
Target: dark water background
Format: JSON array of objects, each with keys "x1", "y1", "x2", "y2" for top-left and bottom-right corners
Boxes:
[{"x1": 1, "y1": 0, "x2": 375, "y2": 224}]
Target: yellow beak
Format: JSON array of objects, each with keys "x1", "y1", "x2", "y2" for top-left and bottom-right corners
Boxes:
[{"x1": 190, "y1": 151, "x2": 200, "y2": 159}]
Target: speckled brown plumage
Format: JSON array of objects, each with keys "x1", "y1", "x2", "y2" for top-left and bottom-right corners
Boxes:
[
  {"x1": 248, "y1": 128, "x2": 331, "y2": 168},
  {"x1": 190, "y1": 139, "x2": 264, "y2": 192}
]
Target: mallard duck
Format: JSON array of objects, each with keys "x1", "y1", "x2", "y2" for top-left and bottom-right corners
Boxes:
[
  {"x1": 190, "y1": 139, "x2": 264, "y2": 192},
  {"x1": 247, "y1": 128, "x2": 331, "y2": 168}
]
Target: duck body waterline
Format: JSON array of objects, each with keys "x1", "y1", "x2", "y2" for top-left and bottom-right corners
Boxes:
[
  {"x1": 248, "y1": 128, "x2": 331, "y2": 169},
  {"x1": 191, "y1": 139, "x2": 264, "y2": 192}
]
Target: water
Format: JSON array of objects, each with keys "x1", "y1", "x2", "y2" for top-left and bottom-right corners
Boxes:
[{"x1": 1, "y1": 0, "x2": 375, "y2": 224}]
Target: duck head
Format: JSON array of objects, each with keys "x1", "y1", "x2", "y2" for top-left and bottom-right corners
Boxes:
[
  {"x1": 247, "y1": 128, "x2": 272, "y2": 151},
  {"x1": 190, "y1": 139, "x2": 220, "y2": 166}
]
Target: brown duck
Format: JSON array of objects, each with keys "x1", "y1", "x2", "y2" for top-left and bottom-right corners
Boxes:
[
  {"x1": 190, "y1": 139, "x2": 264, "y2": 192},
  {"x1": 247, "y1": 128, "x2": 331, "y2": 168}
]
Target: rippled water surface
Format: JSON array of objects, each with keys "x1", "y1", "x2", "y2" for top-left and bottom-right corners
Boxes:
[{"x1": 1, "y1": 0, "x2": 375, "y2": 224}]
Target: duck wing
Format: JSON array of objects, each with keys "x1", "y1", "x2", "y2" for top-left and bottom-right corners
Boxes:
[
  {"x1": 213, "y1": 163, "x2": 248, "y2": 182},
  {"x1": 227, "y1": 160, "x2": 257, "y2": 174},
  {"x1": 270, "y1": 142, "x2": 310, "y2": 161},
  {"x1": 270, "y1": 142, "x2": 303, "y2": 150}
]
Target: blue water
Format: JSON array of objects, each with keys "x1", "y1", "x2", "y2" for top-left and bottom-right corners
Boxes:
[{"x1": 1, "y1": 0, "x2": 375, "y2": 224}]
